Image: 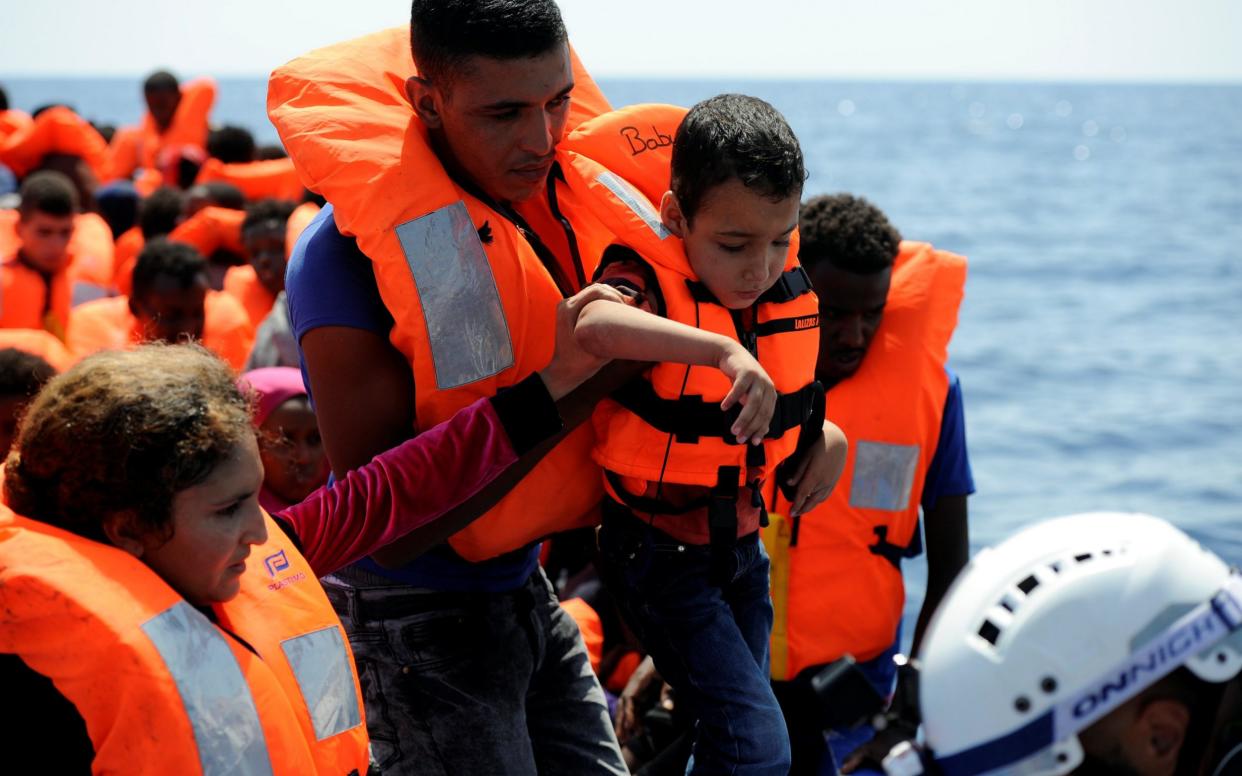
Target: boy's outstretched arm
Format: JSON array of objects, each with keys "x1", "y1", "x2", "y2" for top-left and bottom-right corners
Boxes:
[{"x1": 575, "y1": 291, "x2": 775, "y2": 444}]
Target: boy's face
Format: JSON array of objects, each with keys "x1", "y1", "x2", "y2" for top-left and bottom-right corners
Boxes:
[
  {"x1": 662, "y1": 180, "x2": 798, "y2": 310},
  {"x1": 807, "y1": 262, "x2": 891, "y2": 387},
  {"x1": 242, "y1": 221, "x2": 287, "y2": 295},
  {"x1": 406, "y1": 45, "x2": 574, "y2": 205},
  {"x1": 16, "y1": 211, "x2": 74, "y2": 274}
]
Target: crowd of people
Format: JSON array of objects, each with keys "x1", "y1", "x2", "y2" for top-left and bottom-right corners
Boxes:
[{"x1": 1, "y1": 1, "x2": 1239, "y2": 775}]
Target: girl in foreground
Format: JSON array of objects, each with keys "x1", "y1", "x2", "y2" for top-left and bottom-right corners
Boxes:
[{"x1": 0, "y1": 288, "x2": 619, "y2": 774}]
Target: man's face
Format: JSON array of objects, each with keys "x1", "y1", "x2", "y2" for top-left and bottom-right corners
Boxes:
[
  {"x1": 145, "y1": 87, "x2": 180, "y2": 130},
  {"x1": 807, "y1": 262, "x2": 891, "y2": 388},
  {"x1": 132, "y1": 274, "x2": 209, "y2": 343},
  {"x1": 16, "y1": 211, "x2": 74, "y2": 274},
  {"x1": 412, "y1": 45, "x2": 574, "y2": 204},
  {"x1": 668, "y1": 180, "x2": 799, "y2": 310}
]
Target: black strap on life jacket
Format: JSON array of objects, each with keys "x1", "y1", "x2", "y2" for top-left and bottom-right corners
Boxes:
[
  {"x1": 869, "y1": 519, "x2": 925, "y2": 570},
  {"x1": 611, "y1": 379, "x2": 818, "y2": 446}
]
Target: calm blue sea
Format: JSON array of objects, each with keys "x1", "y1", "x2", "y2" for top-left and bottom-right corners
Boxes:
[{"x1": 5, "y1": 76, "x2": 1241, "y2": 633}]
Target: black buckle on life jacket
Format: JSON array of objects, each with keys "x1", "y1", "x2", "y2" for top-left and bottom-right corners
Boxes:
[
  {"x1": 759, "y1": 267, "x2": 814, "y2": 304},
  {"x1": 612, "y1": 380, "x2": 819, "y2": 446},
  {"x1": 708, "y1": 466, "x2": 741, "y2": 586},
  {"x1": 869, "y1": 520, "x2": 924, "y2": 570}
]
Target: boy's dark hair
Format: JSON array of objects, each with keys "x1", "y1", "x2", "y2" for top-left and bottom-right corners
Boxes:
[
  {"x1": 409, "y1": 0, "x2": 567, "y2": 88},
  {"x1": 18, "y1": 171, "x2": 78, "y2": 220},
  {"x1": 131, "y1": 238, "x2": 206, "y2": 301},
  {"x1": 670, "y1": 94, "x2": 806, "y2": 225},
  {"x1": 255, "y1": 144, "x2": 288, "y2": 161},
  {"x1": 143, "y1": 70, "x2": 179, "y2": 94},
  {"x1": 4, "y1": 344, "x2": 252, "y2": 545},
  {"x1": 206, "y1": 126, "x2": 256, "y2": 164},
  {"x1": 242, "y1": 198, "x2": 297, "y2": 235},
  {"x1": 138, "y1": 186, "x2": 185, "y2": 239},
  {"x1": 0, "y1": 349, "x2": 56, "y2": 399},
  {"x1": 0, "y1": 86, "x2": 9, "y2": 112},
  {"x1": 190, "y1": 181, "x2": 246, "y2": 211},
  {"x1": 798, "y1": 193, "x2": 901, "y2": 275}
]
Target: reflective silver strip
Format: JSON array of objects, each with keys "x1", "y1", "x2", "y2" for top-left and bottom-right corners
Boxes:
[
  {"x1": 142, "y1": 602, "x2": 274, "y2": 776},
  {"x1": 849, "y1": 441, "x2": 920, "y2": 511},
  {"x1": 395, "y1": 201, "x2": 514, "y2": 389},
  {"x1": 281, "y1": 625, "x2": 361, "y2": 741},
  {"x1": 597, "y1": 171, "x2": 671, "y2": 240}
]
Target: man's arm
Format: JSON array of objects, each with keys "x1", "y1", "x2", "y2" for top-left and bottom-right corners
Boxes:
[
  {"x1": 912, "y1": 494, "x2": 968, "y2": 654},
  {"x1": 300, "y1": 325, "x2": 416, "y2": 477}
]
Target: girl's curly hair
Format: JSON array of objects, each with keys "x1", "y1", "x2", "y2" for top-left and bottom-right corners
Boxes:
[{"x1": 5, "y1": 344, "x2": 254, "y2": 544}]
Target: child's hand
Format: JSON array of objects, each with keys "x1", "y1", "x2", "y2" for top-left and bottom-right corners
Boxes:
[
  {"x1": 786, "y1": 421, "x2": 848, "y2": 516},
  {"x1": 718, "y1": 342, "x2": 776, "y2": 445}
]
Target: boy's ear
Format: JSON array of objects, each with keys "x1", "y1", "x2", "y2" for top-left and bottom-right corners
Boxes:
[
  {"x1": 406, "y1": 76, "x2": 443, "y2": 131},
  {"x1": 659, "y1": 191, "x2": 687, "y2": 238},
  {"x1": 102, "y1": 510, "x2": 149, "y2": 558}
]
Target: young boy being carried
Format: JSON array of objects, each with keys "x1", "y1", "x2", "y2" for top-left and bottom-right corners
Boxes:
[{"x1": 570, "y1": 94, "x2": 848, "y2": 775}]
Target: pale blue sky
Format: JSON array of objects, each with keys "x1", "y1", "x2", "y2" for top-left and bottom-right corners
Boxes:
[{"x1": 1, "y1": 0, "x2": 1240, "y2": 81}]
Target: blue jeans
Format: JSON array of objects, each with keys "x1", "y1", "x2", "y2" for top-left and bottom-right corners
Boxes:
[
  {"x1": 599, "y1": 510, "x2": 791, "y2": 776},
  {"x1": 323, "y1": 567, "x2": 626, "y2": 776}
]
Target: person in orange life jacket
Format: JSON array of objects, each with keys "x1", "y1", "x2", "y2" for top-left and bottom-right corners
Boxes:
[
  {"x1": 0, "y1": 171, "x2": 76, "y2": 339},
  {"x1": 0, "y1": 318, "x2": 616, "y2": 774},
  {"x1": 0, "y1": 347, "x2": 55, "y2": 453},
  {"x1": 226, "y1": 198, "x2": 297, "y2": 328},
  {"x1": 576, "y1": 95, "x2": 848, "y2": 776},
  {"x1": 108, "y1": 70, "x2": 214, "y2": 185},
  {"x1": 272, "y1": 1, "x2": 627, "y2": 773},
  {"x1": 112, "y1": 185, "x2": 184, "y2": 294},
  {"x1": 239, "y1": 366, "x2": 330, "y2": 513},
  {"x1": 67, "y1": 238, "x2": 255, "y2": 370},
  {"x1": 766, "y1": 195, "x2": 973, "y2": 776}
]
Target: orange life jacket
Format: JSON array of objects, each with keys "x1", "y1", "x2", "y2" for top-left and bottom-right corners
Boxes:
[
  {"x1": 66, "y1": 291, "x2": 255, "y2": 371},
  {"x1": 196, "y1": 157, "x2": 306, "y2": 202},
  {"x1": 0, "y1": 257, "x2": 71, "y2": 341},
  {"x1": 0, "y1": 327, "x2": 76, "y2": 372},
  {"x1": 558, "y1": 104, "x2": 820, "y2": 507},
  {"x1": 107, "y1": 77, "x2": 216, "y2": 182},
  {"x1": 170, "y1": 205, "x2": 246, "y2": 258},
  {"x1": 112, "y1": 225, "x2": 145, "y2": 295},
  {"x1": 0, "y1": 106, "x2": 110, "y2": 181},
  {"x1": 763, "y1": 242, "x2": 966, "y2": 680},
  {"x1": 0, "y1": 109, "x2": 33, "y2": 145},
  {"x1": 269, "y1": 27, "x2": 615, "y2": 561},
  {"x1": 0, "y1": 506, "x2": 369, "y2": 775},
  {"x1": 224, "y1": 264, "x2": 277, "y2": 328}
]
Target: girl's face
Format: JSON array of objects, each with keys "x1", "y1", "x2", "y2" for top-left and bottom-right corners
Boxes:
[
  {"x1": 258, "y1": 397, "x2": 329, "y2": 506},
  {"x1": 141, "y1": 434, "x2": 268, "y2": 604}
]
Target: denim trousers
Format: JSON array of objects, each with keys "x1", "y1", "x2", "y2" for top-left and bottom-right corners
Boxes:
[
  {"x1": 598, "y1": 511, "x2": 791, "y2": 776},
  {"x1": 323, "y1": 567, "x2": 627, "y2": 775}
]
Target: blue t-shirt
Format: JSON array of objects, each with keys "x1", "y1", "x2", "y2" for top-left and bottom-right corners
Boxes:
[
  {"x1": 286, "y1": 203, "x2": 538, "y2": 592},
  {"x1": 921, "y1": 368, "x2": 975, "y2": 510}
]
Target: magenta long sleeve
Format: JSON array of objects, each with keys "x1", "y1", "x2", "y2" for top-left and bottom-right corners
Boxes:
[{"x1": 276, "y1": 386, "x2": 544, "y2": 576}]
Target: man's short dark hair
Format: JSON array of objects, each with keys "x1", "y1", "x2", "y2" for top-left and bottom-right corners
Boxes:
[
  {"x1": 131, "y1": 238, "x2": 206, "y2": 301},
  {"x1": 138, "y1": 187, "x2": 185, "y2": 239},
  {"x1": 191, "y1": 181, "x2": 246, "y2": 211},
  {"x1": 18, "y1": 170, "x2": 78, "y2": 220},
  {"x1": 409, "y1": 0, "x2": 568, "y2": 88},
  {"x1": 242, "y1": 198, "x2": 297, "y2": 235},
  {"x1": 670, "y1": 94, "x2": 806, "y2": 225},
  {"x1": 255, "y1": 144, "x2": 288, "y2": 161},
  {"x1": 206, "y1": 126, "x2": 256, "y2": 164},
  {"x1": 143, "y1": 70, "x2": 179, "y2": 94},
  {"x1": 0, "y1": 86, "x2": 9, "y2": 112},
  {"x1": 798, "y1": 193, "x2": 901, "y2": 275},
  {"x1": 0, "y1": 349, "x2": 56, "y2": 399}
]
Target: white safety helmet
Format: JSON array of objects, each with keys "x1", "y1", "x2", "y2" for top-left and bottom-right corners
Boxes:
[{"x1": 884, "y1": 512, "x2": 1242, "y2": 776}]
